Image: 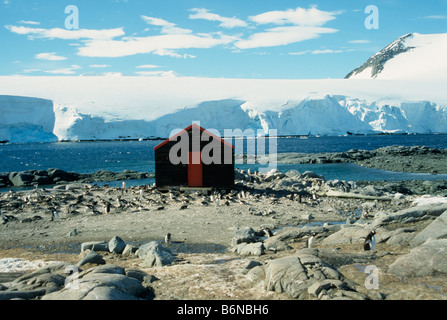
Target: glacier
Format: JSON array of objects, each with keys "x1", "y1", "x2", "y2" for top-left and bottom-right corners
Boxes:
[{"x1": 1, "y1": 76, "x2": 447, "y2": 143}]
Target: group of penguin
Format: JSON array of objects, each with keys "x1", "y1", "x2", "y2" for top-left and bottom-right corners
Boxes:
[{"x1": 305, "y1": 230, "x2": 377, "y2": 251}]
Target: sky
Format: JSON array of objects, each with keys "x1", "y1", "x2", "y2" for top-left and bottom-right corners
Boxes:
[{"x1": 1, "y1": 0, "x2": 446, "y2": 79}]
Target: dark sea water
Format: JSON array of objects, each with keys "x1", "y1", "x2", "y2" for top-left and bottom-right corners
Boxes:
[{"x1": 1, "y1": 134, "x2": 447, "y2": 185}]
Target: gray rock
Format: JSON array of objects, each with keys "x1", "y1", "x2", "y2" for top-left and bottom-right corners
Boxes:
[
  {"x1": 263, "y1": 237, "x2": 292, "y2": 252},
  {"x1": 372, "y1": 203, "x2": 447, "y2": 227},
  {"x1": 43, "y1": 272, "x2": 146, "y2": 300},
  {"x1": 264, "y1": 252, "x2": 347, "y2": 299},
  {"x1": 10, "y1": 172, "x2": 35, "y2": 187},
  {"x1": 77, "y1": 251, "x2": 106, "y2": 267},
  {"x1": 308, "y1": 279, "x2": 347, "y2": 297},
  {"x1": 388, "y1": 239, "x2": 447, "y2": 277},
  {"x1": 81, "y1": 241, "x2": 109, "y2": 252},
  {"x1": 231, "y1": 227, "x2": 258, "y2": 247},
  {"x1": 410, "y1": 210, "x2": 447, "y2": 246},
  {"x1": 122, "y1": 244, "x2": 138, "y2": 256},
  {"x1": 137, "y1": 241, "x2": 175, "y2": 267},
  {"x1": 108, "y1": 236, "x2": 126, "y2": 254},
  {"x1": 0, "y1": 289, "x2": 47, "y2": 300},
  {"x1": 322, "y1": 226, "x2": 371, "y2": 246},
  {"x1": 232, "y1": 242, "x2": 265, "y2": 256}
]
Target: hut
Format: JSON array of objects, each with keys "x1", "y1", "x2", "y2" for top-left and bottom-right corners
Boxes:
[{"x1": 154, "y1": 124, "x2": 235, "y2": 189}]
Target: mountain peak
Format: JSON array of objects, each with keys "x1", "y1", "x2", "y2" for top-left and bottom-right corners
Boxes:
[{"x1": 346, "y1": 33, "x2": 447, "y2": 80}]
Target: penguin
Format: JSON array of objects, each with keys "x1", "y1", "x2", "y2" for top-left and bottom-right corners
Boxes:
[
  {"x1": 104, "y1": 203, "x2": 111, "y2": 215},
  {"x1": 364, "y1": 230, "x2": 377, "y2": 251},
  {"x1": 307, "y1": 232, "x2": 317, "y2": 248},
  {"x1": 262, "y1": 227, "x2": 273, "y2": 238},
  {"x1": 165, "y1": 233, "x2": 171, "y2": 245}
]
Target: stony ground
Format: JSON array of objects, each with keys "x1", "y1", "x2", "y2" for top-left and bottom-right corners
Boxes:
[
  {"x1": 1, "y1": 172, "x2": 446, "y2": 300},
  {"x1": 1, "y1": 145, "x2": 447, "y2": 300}
]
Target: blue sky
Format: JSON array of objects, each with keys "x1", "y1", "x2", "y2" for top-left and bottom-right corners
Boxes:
[{"x1": 1, "y1": 0, "x2": 446, "y2": 79}]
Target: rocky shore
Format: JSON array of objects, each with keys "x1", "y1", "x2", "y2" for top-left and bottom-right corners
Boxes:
[
  {"x1": 275, "y1": 145, "x2": 447, "y2": 174},
  {"x1": 0, "y1": 168, "x2": 153, "y2": 189},
  {"x1": 1, "y1": 163, "x2": 447, "y2": 300}
]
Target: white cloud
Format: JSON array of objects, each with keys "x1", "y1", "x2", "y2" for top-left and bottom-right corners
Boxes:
[
  {"x1": 23, "y1": 69, "x2": 41, "y2": 73},
  {"x1": 44, "y1": 65, "x2": 81, "y2": 75},
  {"x1": 233, "y1": 6, "x2": 340, "y2": 49},
  {"x1": 234, "y1": 26, "x2": 337, "y2": 49},
  {"x1": 77, "y1": 33, "x2": 232, "y2": 58},
  {"x1": 89, "y1": 64, "x2": 110, "y2": 68},
  {"x1": 134, "y1": 70, "x2": 178, "y2": 77},
  {"x1": 6, "y1": 25, "x2": 125, "y2": 40},
  {"x1": 349, "y1": 40, "x2": 371, "y2": 44},
  {"x1": 189, "y1": 8, "x2": 248, "y2": 28},
  {"x1": 19, "y1": 20, "x2": 41, "y2": 25},
  {"x1": 35, "y1": 52, "x2": 67, "y2": 61},
  {"x1": 423, "y1": 15, "x2": 447, "y2": 20},
  {"x1": 289, "y1": 48, "x2": 354, "y2": 55},
  {"x1": 249, "y1": 6, "x2": 340, "y2": 27},
  {"x1": 136, "y1": 64, "x2": 161, "y2": 69},
  {"x1": 141, "y1": 15, "x2": 192, "y2": 34}
]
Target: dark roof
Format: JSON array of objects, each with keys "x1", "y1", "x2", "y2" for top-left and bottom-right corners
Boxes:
[{"x1": 154, "y1": 123, "x2": 235, "y2": 151}]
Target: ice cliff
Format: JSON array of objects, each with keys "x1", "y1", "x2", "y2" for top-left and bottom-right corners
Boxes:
[{"x1": 1, "y1": 91, "x2": 447, "y2": 143}]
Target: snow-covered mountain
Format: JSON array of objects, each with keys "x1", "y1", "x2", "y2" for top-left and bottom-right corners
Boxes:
[
  {"x1": 346, "y1": 33, "x2": 447, "y2": 80},
  {"x1": 1, "y1": 31, "x2": 447, "y2": 144}
]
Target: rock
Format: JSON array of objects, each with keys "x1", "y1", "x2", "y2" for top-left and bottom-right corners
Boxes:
[
  {"x1": 372, "y1": 203, "x2": 447, "y2": 227},
  {"x1": 232, "y1": 242, "x2": 265, "y2": 256},
  {"x1": 307, "y1": 279, "x2": 347, "y2": 297},
  {"x1": 231, "y1": 227, "x2": 258, "y2": 247},
  {"x1": 410, "y1": 210, "x2": 447, "y2": 246},
  {"x1": 42, "y1": 267, "x2": 148, "y2": 300},
  {"x1": 122, "y1": 244, "x2": 138, "y2": 256},
  {"x1": 137, "y1": 241, "x2": 175, "y2": 267},
  {"x1": 67, "y1": 229, "x2": 78, "y2": 237},
  {"x1": 273, "y1": 226, "x2": 324, "y2": 243},
  {"x1": 388, "y1": 239, "x2": 447, "y2": 277},
  {"x1": 263, "y1": 237, "x2": 292, "y2": 252},
  {"x1": 322, "y1": 226, "x2": 374, "y2": 246},
  {"x1": 81, "y1": 241, "x2": 109, "y2": 252},
  {"x1": 65, "y1": 183, "x2": 91, "y2": 190},
  {"x1": 10, "y1": 172, "x2": 35, "y2": 187},
  {"x1": 301, "y1": 171, "x2": 324, "y2": 180},
  {"x1": 77, "y1": 251, "x2": 106, "y2": 267},
  {"x1": 264, "y1": 251, "x2": 353, "y2": 299},
  {"x1": 108, "y1": 236, "x2": 126, "y2": 254},
  {"x1": 244, "y1": 260, "x2": 262, "y2": 270}
]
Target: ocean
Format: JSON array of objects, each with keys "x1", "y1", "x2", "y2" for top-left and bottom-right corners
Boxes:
[{"x1": 1, "y1": 134, "x2": 447, "y2": 186}]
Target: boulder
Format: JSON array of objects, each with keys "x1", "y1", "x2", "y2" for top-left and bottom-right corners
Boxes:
[
  {"x1": 410, "y1": 210, "x2": 447, "y2": 246},
  {"x1": 10, "y1": 173, "x2": 35, "y2": 187},
  {"x1": 108, "y1": 236, "x2": 126, "y2": 254},
  {"x1": 388, "y1": 239, "x2": 447, "y2": 277},
  {"x1": 231, "y1": 227, "x2": 258, "y2": 247},
  {"x1": 322, "y1": 226, "x2": 371, "y2": 246},
  {"x1": 77, "y1": 251, "x2": 106, "y2": 267},
  {"x1": 372, "y1": 203, "x2": 447, "y2": 227},
  {"x1": 263, "y1": 251, "x2": 362, "y2": 299},
  {"x1": 42, "y1": 267, "x2": 147, "y2": 300},
  {"x1": 81, "y1": 241, "x2": 109, "y2": 252},
  {"x1": 232, "y1": 242, "x2": 265, "y2": 256},
  {"x1": 136, "y1": 241, "x2": 175, "y2": 267}
]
